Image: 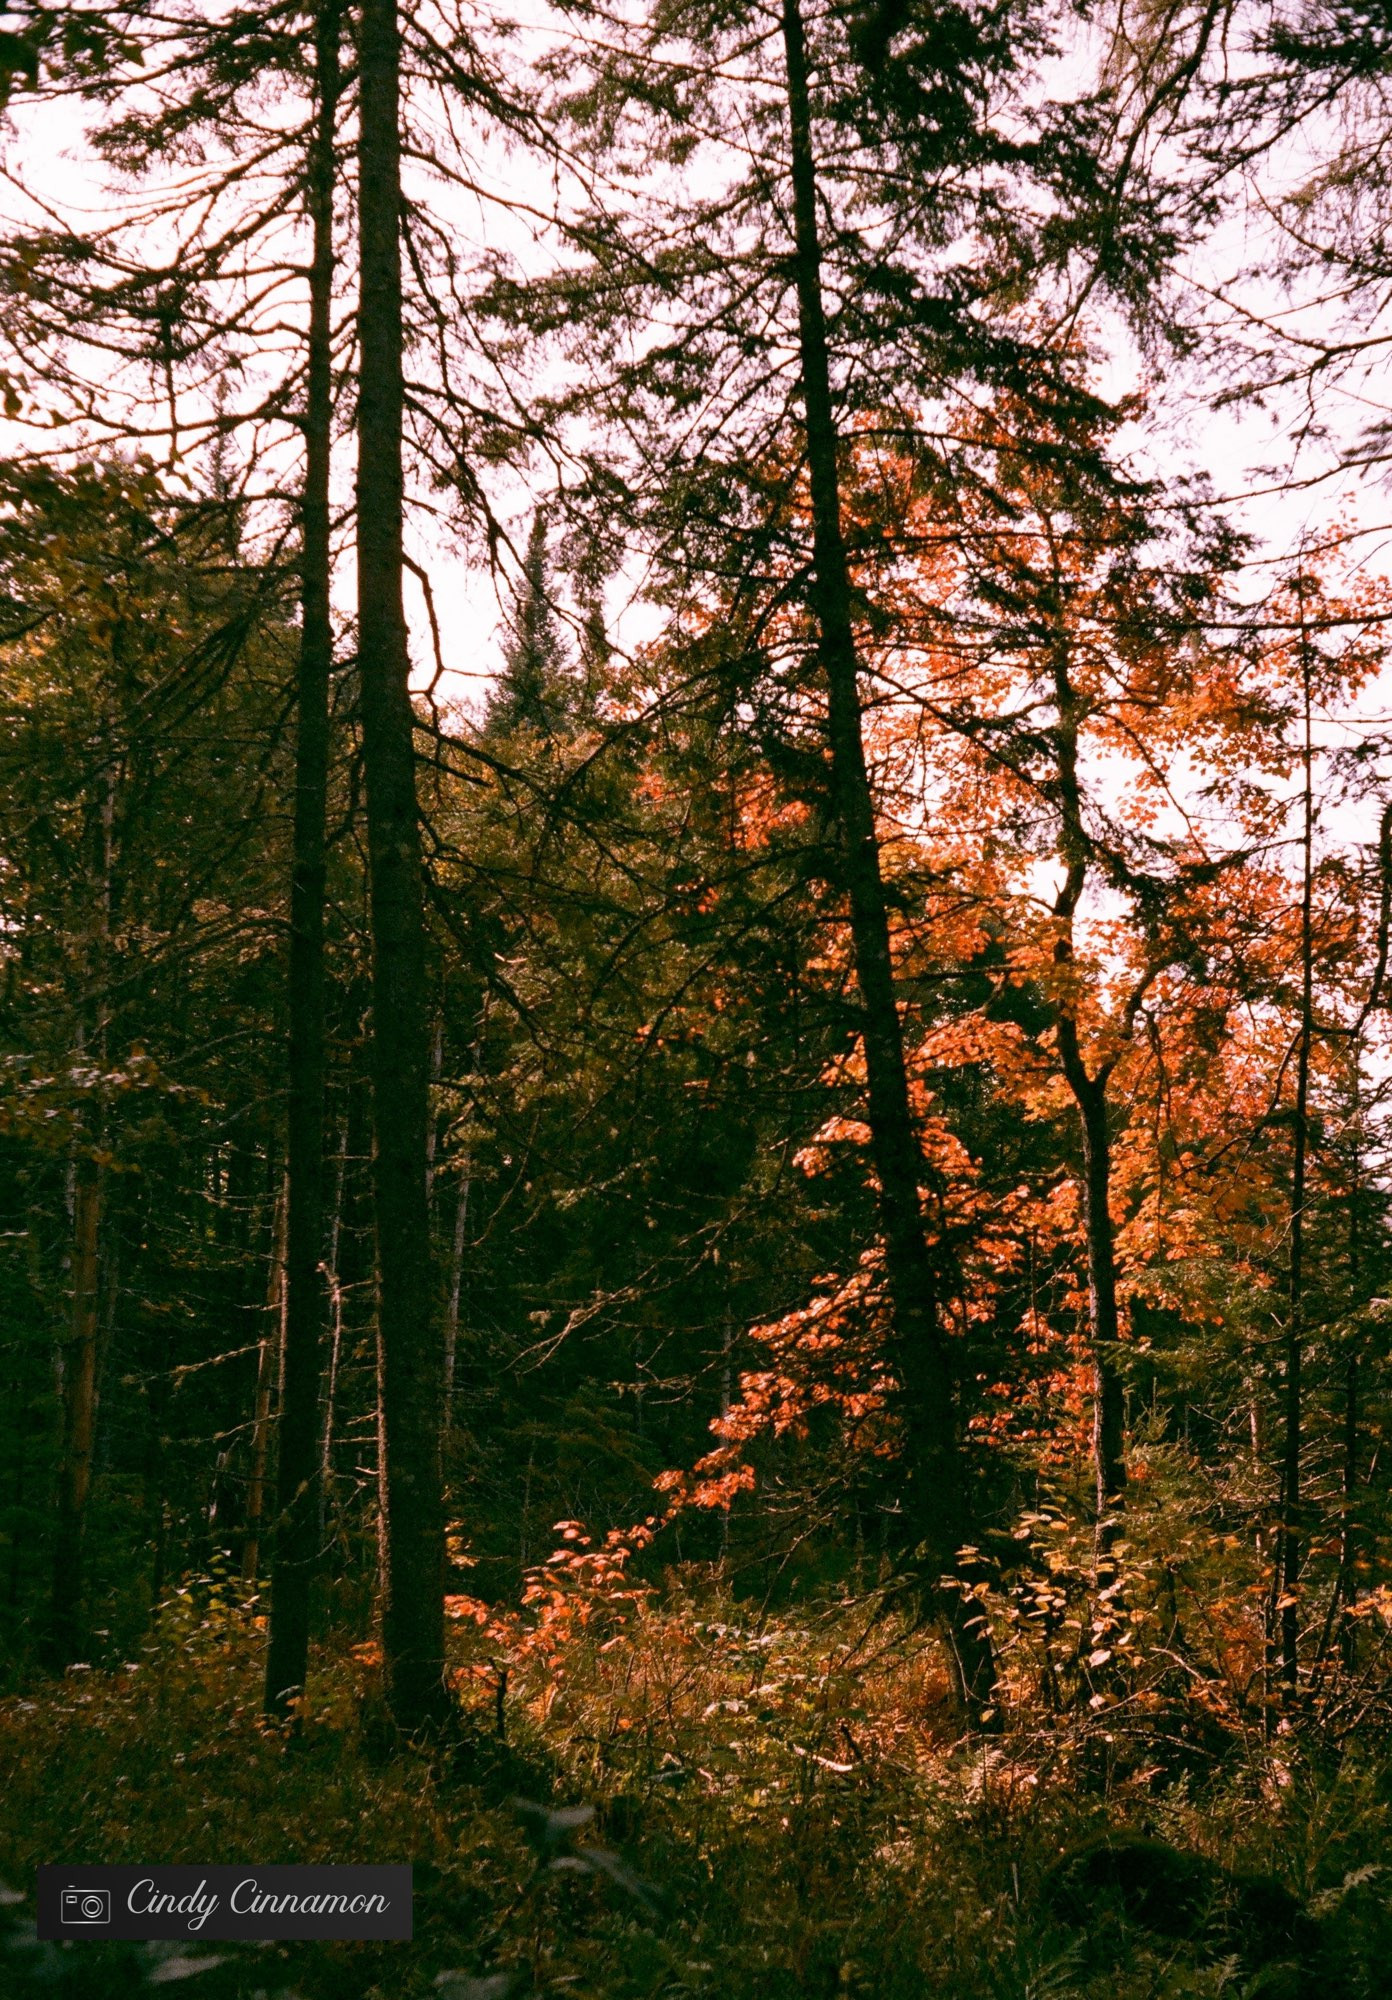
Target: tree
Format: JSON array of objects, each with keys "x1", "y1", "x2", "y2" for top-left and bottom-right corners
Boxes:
[
  {"x1": 263, "y1": 0, "x2": 343, "y2": 1725},
  {"x1": 487, "y1": 0, "x2": 1204, "y2": 1712},
  {"x1": 487, "y1": 512, "x2": 573, "y2": 739},
  {"x1": 1187, "y1": 0, "x2": 1392, "y2": 486},
  {"x1": 773, "y1": 0, "x2": 996, "y2": 1704},
  {"x1": 356, "y1": 0, "x2": 449, "y2": 1737},
  {"x1": 0, "y1": 0, "x2": 565, "y2": 1731},
  {"x1": 0, "y1": 455, "x2": 298, "y2": 1666}
]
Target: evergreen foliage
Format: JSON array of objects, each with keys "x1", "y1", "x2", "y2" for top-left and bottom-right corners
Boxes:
[{"x1": 487, "y1": 513, "x2": 575, "y2": 739}]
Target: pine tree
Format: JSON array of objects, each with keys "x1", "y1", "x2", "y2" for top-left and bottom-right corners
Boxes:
[
  {"x1": 357, "y1": 0, "x2": 449, "y2": 1738},
  {"x1": 488, "y1": 513, "x2": 572, "y2": 739},
  {"x1": 263, "y1": 0, "x2": 342, "y2": 1726}
]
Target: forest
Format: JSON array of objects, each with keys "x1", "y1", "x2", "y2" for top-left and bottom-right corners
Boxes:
[{"x1": 3, "y1": 0, "x2": 1392, "y2": 1994}]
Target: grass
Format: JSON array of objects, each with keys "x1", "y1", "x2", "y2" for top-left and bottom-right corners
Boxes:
[{"x1": 4, "y1": 1576, "x2": 1392, "y2": 1998}]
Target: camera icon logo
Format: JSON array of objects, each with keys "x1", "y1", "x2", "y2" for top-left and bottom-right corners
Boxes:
[{"x1": 59, "y1": 1888, "x2": 111, "y2": 1926}]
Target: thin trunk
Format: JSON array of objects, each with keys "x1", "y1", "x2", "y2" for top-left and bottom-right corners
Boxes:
[
  {"x1": 357, "y1": 0, "x2": 448, "y2": 1735},
  {"x1": 1276, "y1": 628, "x2": 1315, "y2": 1691},
  {"x1": 1327, "y1": 806, "x2": 1392, "y2": 1670},
  {"x1": 1057, "y1": 1050, "x2": 1126, "y2": 1537},
  {"x1": 319, "y1": 1117, "x2": 350, "y2": 1518},
  {"x1": 1339, "y1": 1350, "x2": 1359, "y2": 1672},
  {"x1": 1083, "y1": 1087, "x2": 1126, "y2": 1532},
  {"x1": 8, "y1": 1377, "x2": 25, "y2": 1611},
  {"x1": 143, "y1": 1327, "x2": 172, "y2": 1623},
  {"x1": 48, "y1": 1156, "x2": 101, "y2": 1667},
  {"x1": 1251, "y1": 1396, "x2": 1266, "y2": 1680},
  {"x1": 243, "y1": 1176, "x2": 288, "y2": 1587},
  {"x1": 443, "y1": 1162, "x2": 469, "y2": 1410},
  {"x1": 779, "y1": 0, "x2": 994, "y2": 1719},
  {"x1": 264, "y1": 0, "x2": 341, "y2": 1723},
  {"x1": 520, "y1": 1443, "x2": 534, "y2": 1574},
  {"x1": 1316, "y1": 1118, "x2": 1363, "y2": 1675},
  {"x1": 720, "y1": 1302, "x2": 733, "y2": 1561},
  {"x1": 149, "y1": 1499, "x2": 168, "y2": 1627},
  {"x1": 444, "y1": 1010, "x2": 487, "y2": 1412},
  {"x1": 48, "y1": 721, "x2": 117, "y2": 1666},
  {"x1": 1047, "y1": 618, "x2": 1126, "y2": 1550},
  {"x1": 426, "y1": 1017, "x2": 444, "y2": 1199}
]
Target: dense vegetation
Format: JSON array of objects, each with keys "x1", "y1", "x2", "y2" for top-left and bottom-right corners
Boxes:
[{"x1": 5, "y1": 0, "x2": 1392, "y2": 1993}]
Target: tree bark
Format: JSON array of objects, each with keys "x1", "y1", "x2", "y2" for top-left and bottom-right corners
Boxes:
[
  {"x1": 48, "y1": 1154, "x2": 101, "y2": 1667},
  {"x1": 1047, "y1": 626, "x2": 1127, "y2": 1548},
  {"x1": 1329, "y1": 804, "x2": 1392, "y2": 1671},
  {"x1": 1275, "y1": 623, "x2": 1316, "y2": 1692},
  {"x1": 779, "y1": 0, "x2": 995, "y2": 1719},
  {"x1": 264, "y1": 0, "x2": 341, "y2": 1722},
  {"x1": 143, "y1": 1326, "x2": 172, "y2": 1623},
  {"x1": 9, "y1": 1373, "x2": 26, "y2": 1613},
  {"x1": 356, "y1": 0, "x2": 449, "y2": 1735},
  {"x1": 243, "y1": 1175, "x2": 288, "y2": 1587},
  {"x1": 1055, "y1": 1041, "x2": 1127, "y2": 1534},
  {"x1": 444, "y1": 1163, "x2": 469, "y2": 1411},
  {"x1": 1338, "y1": 1347, "x2": 1359, "y2": 1672},
  {"x1": 319, "y1": 1117, "x2": 350, "y2": 1525}
]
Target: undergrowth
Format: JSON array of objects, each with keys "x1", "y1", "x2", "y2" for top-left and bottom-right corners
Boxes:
[{"x1": 4, "y1": 1571, "x2": 1392, "y2": 1999}]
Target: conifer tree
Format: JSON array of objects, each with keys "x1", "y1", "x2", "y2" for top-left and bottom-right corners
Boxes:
[
  {"x1": 357, "y1": 0, "x2": 449, "y2": 1737},
  {"x1": 263, "y1": 0, "x2": 342, "y2": 1725},
  {"x1": 487, "y1": 512, "x2": 571, "y2": 738}
]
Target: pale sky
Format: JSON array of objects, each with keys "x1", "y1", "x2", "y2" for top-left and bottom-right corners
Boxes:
[{"x1": 3, "y1": 5, "x2": 1391, "y2": 754}]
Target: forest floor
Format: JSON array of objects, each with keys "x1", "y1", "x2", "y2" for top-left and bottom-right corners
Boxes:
[{"x1": 3, "y1": 1583, "x2": 1392, "y2": 2000}]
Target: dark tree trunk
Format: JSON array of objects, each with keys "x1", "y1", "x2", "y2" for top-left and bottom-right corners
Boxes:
[
  {"x1": 319, "y1": 1117, "x2": 350, "y2": 1529},
  {"x1": 1047, "y1": 634, "x2": 1127, "y2": 1553},
  {"x1": 1056, "y1": 1043, "x2": 1127, "y2": 1537},
  {"x1": 48, "y1": 1155, "x2": 101, "y2": 1668},
  {"x1": 9, "y1": 1374, "x2": 26, "y2": 1612},
  {"x1": 264, "y1": 0, "x2": 341, "y2": 1722},
  {"x1": 1339, "y1": 1348, "x2": 1359, "y2": 1672},
  {"x1": 779, "y1": 0, "x2": 995, "y2": 1720},
  {"x1": 1330, "y1": 803, "x2": 1392, "y2": 1671},
  {"x1": 356, "y1": 0, "x2": 449, "y2": 1736},
  {"x1": 242, "y1": 1176, "x2": 287, "y2": 1587},
  {"x1": 443, "y1": 1164, "x2": 469, "y2": 1413},
  {"x1": 1317, "y1": 1191, "x2": 1361, "y2": 1676},
  {"x1": 1276, "y1": 631, "x2": 1315, "y2": 1692},
  {"x1": 143, "y1": 1328, "x2": 172, "y2": 1623}
]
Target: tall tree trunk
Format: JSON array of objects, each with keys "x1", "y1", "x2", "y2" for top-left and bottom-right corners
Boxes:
[
  {"x1": 1309, "y1": 1109, "x2": 1364, "y2": 1678},
  {"x1": 443, "y1": 1004, "x2": 486, "y2": 1414},
  {"x1": 779, "y1": 0, "x2": 995, "y2": 1720},
  {"x1": 243, "y1": 1175, "x2": 288, "y2": 1586},
  {"x1": 1330, "y1": 803, "x2": 1392, "y2": 1670},
  {"x1": 1276, "y1": 626, "x2": 1316, "y2": 1692},
  {"x1": 443, "y1": 1163, "x2": 469, "y2": 1411},
  {"x1": 1339, "y1": 1345, "x2": 1359, "y2": 1672},
  {"x1": 1047, "y1": 629, "x2": 1127, "y2": 1551},
  {"x1": 9, "y1": 1372, "x2": 26, "y2": 1612},
  {"x1": 356, "y1": 0, "x2": 448, "y2": 1735},
  {"x1": 48, "y1": 724, "x2": 118, "y2": 1667},
  {"x1": 48, "y1": 1154, "x2": 101, "y2": 1667},
  {"x1": 143, "y1": 1325, "x2": 173, "y2": 1623},
  {"x1": 1055, "y1": 1045, "x2": 1127, "y2": 1540},
  {"x1": 319, "y1": 1117, "x2": 350, "y2": 1524},
  {"x1": 426, "y1": 1017, "x2": 444, "y2": 1197},
  {"x1": 264, "y1": 0, "x2": 342, "y2": 1722}
]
